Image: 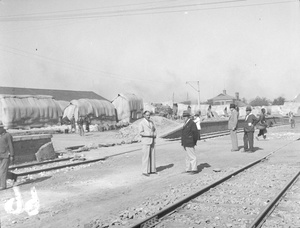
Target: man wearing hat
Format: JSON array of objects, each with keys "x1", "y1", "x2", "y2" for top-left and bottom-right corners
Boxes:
[
  {"x1": 181, "y1": 110, "x2": 199, "y2": 174},
  {"x1": 228, "y1": 104, "x2": 239, "y2": 151},
  {"x1": 0, "y1": 123, "x2": 17, "y2": 190},
  {"x1": 243, "y1": 106, "x2": 258, "y2": 152},
  {"x1": 139, "y1": 110, "x2": 157, "y2": 177}
]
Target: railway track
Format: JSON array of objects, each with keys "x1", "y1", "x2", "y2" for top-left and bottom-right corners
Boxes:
[
  {"x1": 128, "y1": 137, "x2": 300, "y2": 228},
  {"x1": 250, "y1": 171, "x2": 300, "y2": 228}
]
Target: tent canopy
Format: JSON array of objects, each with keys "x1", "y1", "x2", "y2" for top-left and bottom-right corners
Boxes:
[
  {"x1": 63, "y1": 99, "x2": 116, "y2": 121},
  {"x1": 0, "y1": 94, "x2": 62, "y2": 129},
  {"x1": 112, "y1": 93, "x2": 143, "y2": 122}
]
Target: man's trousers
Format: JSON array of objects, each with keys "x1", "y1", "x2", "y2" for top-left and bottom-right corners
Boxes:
[
  {"x1": 183, "y1": 147, "x2": 197, "y2": 172},
  {"x1": 142, "y1": 143, "x2": 156, "y2": 174}
]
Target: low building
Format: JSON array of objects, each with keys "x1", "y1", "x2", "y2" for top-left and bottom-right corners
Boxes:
[
  {"x1": 207, "y1": 90, "x2": 246, "y2": 107},
  {"x1": 0, "y1": 86, "x2": 107, "y2": 102},
  {"x1": 207, "y1": 90, "x2": 238, "y2": 105}
]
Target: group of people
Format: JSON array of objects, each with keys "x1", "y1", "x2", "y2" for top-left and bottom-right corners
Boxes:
[
  {"x1": 139, "y1": 104, "x2": 273, "y2": 177},
  {"x1": 70, "y1": 115, "x2": 91, "y2": 136},
  {"x1": 139, "y1": 110, "x2": 200, "y2": 177},
  {"x1": 228, "y1": 104, "x2": 268, "y2": 153}
]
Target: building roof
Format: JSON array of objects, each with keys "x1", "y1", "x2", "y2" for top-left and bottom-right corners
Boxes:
[
  {"x1": 209, "y1": 93, "x2": 236, "y2": 101},
  {"x1": 0, "y1": 86, "x2": 107, "y2": 102}
]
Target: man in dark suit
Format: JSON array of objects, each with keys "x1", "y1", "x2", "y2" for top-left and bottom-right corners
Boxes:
[
  {"x1": 243, "y1": 106, "x2": 258, "y2": 152},
  {"x1": 181, "y1": 110, "x2": 199, "y2": 174}
]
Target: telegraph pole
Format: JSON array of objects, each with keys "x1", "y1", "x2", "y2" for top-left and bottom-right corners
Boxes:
[{"x1": 186, "y1": 81, "x2": 200, "y2": 111}]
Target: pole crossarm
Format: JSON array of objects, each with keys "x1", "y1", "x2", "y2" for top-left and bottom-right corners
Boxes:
[
  {"x1": 186, "y1": 81, "x2": 201, "y2": 110},
  {"x1": 186, "y1": 81, "x2": 199, "y2": 92}
]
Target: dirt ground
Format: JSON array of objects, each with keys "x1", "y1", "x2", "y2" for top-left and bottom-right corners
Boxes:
[{"x1": 0, "y1": 118, "x2": 299, "y2": 228}]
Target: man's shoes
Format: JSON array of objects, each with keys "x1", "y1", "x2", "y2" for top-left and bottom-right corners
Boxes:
[
  {"x1": 150, "y1": 172, "x2": 158, "y2": 175},
  {"x1": 142, "y1": 173, "x2": 150, "y2": 177},
  {"x1": 189, "y1": 171, "x2": 198, "y2": 175},
  {"x1": 231, "y1": 149, "x2": 238, "y2": 152},
  {"x1": 186, "y1": 170, "x2": 198, "y2": 175}
]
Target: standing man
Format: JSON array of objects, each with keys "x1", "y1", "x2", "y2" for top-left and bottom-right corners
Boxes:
[
  {"x1": 228, "y1": 104, "x2": 239, "y2": 151},
  {"x1": 243, "y1": 106, "x2": 258, "y2": 152},
  {"x1": 85, "y1": 115, "x2": 91, "y2": 132},
  {"x1": 70, "y1": 115, "x2": 76, "y2": 133},
  {"x1": 181, "y1": 110, "x2": 199, "y2": 174},
  {"x1": 77, "y1": 116, "x2": 84, "y2": 136},
  {"x1": 139, "y1": 111, "x2": 157, "y2": 177},
  {"x1": 289, "y1": 111, "x2": 295, "y2": 128},
  {"x1": 256, "y1": 108, "x2": 268, "y2": 140},
  {"x1": 0, "y1": 123, "x2": 17, "y2": 190}
]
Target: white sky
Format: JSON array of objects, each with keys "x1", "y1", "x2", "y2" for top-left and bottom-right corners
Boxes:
[{"x1": 0, "y1": 0, "x2": 299, "y2": 103}]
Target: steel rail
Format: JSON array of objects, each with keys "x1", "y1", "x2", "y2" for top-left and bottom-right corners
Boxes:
[
  {"x1": 9, "y1": 157, "x2": 72, "y2": 170},
  {"x1": 248, "y1": 171, "x2": 300, "y2": 228},
  {"x1": 15, "y1": 157, "x2": 107, "y2": 176},
  {"x1": 165, "y1": 129, "x2": 244, "y2": 141},
  {"x1": 128, "y1": 139, "x2": 299, "y2": 228}
]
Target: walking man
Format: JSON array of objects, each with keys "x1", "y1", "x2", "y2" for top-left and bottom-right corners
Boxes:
[
  {"x1": 139, "y1": 111, "x2": 157, "y2": 177},
  {"x1": 77, "y1": 116, "x2": 84, "y2": 136},
  {"x1": 228, "y1": 104, "x2": 239, "y2": 151},
  {"x1": 70, "y1": 115, "x2": 76, "y2": 133},
  {"x1": 181, "y1": 110, "x2": 199, "y2": 174},
  {"x1": 0, "y1": 123, "x2": 17, "y2": 190},
  {"x1": 243, "y1": 106, "x2": 258, "y2": 152},
  {"x1": 85, "y1": 115, "x2": 91, "y2": 132}
]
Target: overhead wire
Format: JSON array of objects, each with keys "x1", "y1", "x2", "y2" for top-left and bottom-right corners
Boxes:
[
  {"x1": 0, "y1": 0, "x2": 296, "y2": 32},
  {"x1": 0, "y1": 0, "x2": 279, "y2": 22},
  {"x1": 0, "y1": 44, "x2": 163, "y2": 85},
  {"x1": 0, "y1": 0, "x2": 297, "y2": 86},
  {"x1": 0, "y1": 0, "x2": 246, "y2": 33},
  {"x1": 0, "y1": 0, "x2": 188, "y2": 33},
  {"x1": 0, "y1": 0, "x2": 188, "y2": 18}
]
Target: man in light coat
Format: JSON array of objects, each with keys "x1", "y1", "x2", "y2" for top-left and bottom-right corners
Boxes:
[
  {"x1": 181, "y1": 110, "x2": 199, "y2": 174},
  {"x1": 139, "y1": 111, "x2": 157, "y2": 176},
  {"x1": 228, "y1": 104, "x2": 239, "y2": 151}
]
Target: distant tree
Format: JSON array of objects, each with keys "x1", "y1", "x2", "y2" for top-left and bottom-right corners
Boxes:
[
  {"x1": 272, "y1": 96, "x2": 285, "y2": 105},
  {"x1": 249, "y1": 96, "x2": 270, "y2": 106}
]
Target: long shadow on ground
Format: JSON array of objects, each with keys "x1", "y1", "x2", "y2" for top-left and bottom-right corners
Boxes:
[
  {"x1": 157, "y1": 164, "x2": 174, "y2": 172},
  {"x1": 16, "y1": 176, "x2": 52, "y2": 187},
  {"x1": 197, "y1": 163, "x2": 211, "y2": 172}
]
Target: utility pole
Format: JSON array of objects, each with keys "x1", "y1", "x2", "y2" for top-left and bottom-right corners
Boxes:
[
  {"x1": 186, "y1": 81, "x2": 200, "y2": 111},
  {"x1": 172, "y1": 92, "x2": 174, "y2": 104}
]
